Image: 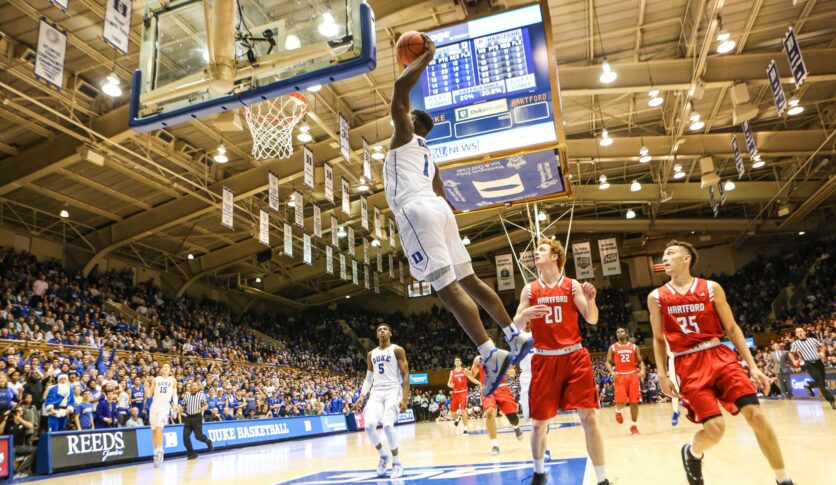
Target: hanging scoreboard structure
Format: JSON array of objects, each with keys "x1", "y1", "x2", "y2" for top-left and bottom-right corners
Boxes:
[{"x1": 409, "y1": 2, "x2": 570, "y2": 211}]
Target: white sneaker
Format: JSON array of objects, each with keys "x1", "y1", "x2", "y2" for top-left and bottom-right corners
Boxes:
[
  {"x1": 507, "y1": 331, "x2": 534, "y2": 366},
  {"x1": 481, "y1": 348, "x2": 511, "y2": 397},
  {"x1": 376, "y1": 454, "x2": 390, "y2": 477},
  {"x1": 391, "y1": 462, "x2": 404, "y2": 478}
]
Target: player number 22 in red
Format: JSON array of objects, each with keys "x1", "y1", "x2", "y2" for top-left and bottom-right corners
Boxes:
[
  {"x1": 676, "y1": 315, "x2": 701, "y2": 334},
  {"x1": 543, "y1": 306, "x2": 563, "y2": 324}
]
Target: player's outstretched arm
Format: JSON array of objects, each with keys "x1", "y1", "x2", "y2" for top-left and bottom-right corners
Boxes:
[
  {"x1": 395, "y1": 346, "x2": 410, "y2": 412},
  {"x1": 390, "y1": 35, "x2": 436, "y2": 149},
  {"x1": 647, "y1": 292, "x2": 676, "y2": 397}
]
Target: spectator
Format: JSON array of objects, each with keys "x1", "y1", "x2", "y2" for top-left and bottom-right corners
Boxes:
[{"x1": 125, "y1": 407, "x2": 144, "y2": 428}]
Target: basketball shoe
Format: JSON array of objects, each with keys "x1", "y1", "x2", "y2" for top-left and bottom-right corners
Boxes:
[
  {"x1": 376, "y1": 455, "x2": 390, "y2": 477},
  {"x1": 481, "y1": 348, "x2": 511, "y2": 397},
  {"x1": 507, "y1": 331, "x2": 534, "y2": 366}
]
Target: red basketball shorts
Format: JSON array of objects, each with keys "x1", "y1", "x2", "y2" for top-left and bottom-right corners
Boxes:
[
  {"x1": 529, "y1": 348, "x2": 598, "y2": 421},
  {"x1": 674, "y1": 345, "x2": 757, "y2": 423},
  {"x1": 614, "y1": 373, "x2": 641, "y2": 403},
  {"x1": 451, "y1": 391, "x2": 468, "y2": 413},
  {"x1": 482, "y1": 385, "x2": 517, "y2": 415}
]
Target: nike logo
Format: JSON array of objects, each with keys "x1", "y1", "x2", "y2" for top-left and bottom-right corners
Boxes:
[{"x1": 489, "y1": 351, "x2": 499, "y2": 373}]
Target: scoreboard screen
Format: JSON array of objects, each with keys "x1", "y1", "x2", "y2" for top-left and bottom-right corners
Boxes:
[{"x1": 411, "y1": 4, "x2": 559, "y2": 165}]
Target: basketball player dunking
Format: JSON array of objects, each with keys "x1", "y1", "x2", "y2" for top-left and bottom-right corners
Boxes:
[
  {"x1": 356, "y1": 324, "x2": 410, "y2": 479},
  {"x1": 447, "y1": 357, "x2": 470, "y2": 435},
  {"x1": 648, "y1": 241, "x2": 793, "y2": 485},
  {"x1": 384, "y1": 33, "x2": 533, "y2": 396},
  {"x1": 470, "y1": 355, "x2": 523, "y2": 455},
  {"x1": 605, "y1": 327, "x2": 645, "y2": 434},
  {"x1": 513, "y1": 238, "x2": 609, "y2": 485},
  {"x1": 147, "y1": 363, "x2": 177, "y2": 467}
]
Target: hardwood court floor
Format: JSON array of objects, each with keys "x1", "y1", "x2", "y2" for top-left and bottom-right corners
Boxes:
[{"x1": 28, "y1": 400, "x2": 834, "y2": 484}]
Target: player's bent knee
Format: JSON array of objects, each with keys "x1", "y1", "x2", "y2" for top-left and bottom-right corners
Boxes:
[
  {"x1": 506, "y1": 413, "x2": 520, "y2": 426},
  {"x1": 485, "y1": 408, "x2": 497, "y2": 418},
  {"x1": 702, "y1": 416, "x2": 725, "y2": 440}
]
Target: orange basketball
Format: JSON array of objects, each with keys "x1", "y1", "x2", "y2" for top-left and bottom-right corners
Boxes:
[{"x1": 396, "y1": 31, "x2": 426, "y2": 65}]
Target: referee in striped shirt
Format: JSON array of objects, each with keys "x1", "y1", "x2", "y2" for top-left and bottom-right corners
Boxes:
[
  {"x1": 789, "y1": 327, "x2": 835, "y2": 409},
  {"x1": 182, "y1": 382, "x2": 214, "y2": 459}
]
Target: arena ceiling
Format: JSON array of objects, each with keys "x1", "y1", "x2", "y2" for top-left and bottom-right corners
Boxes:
[{"x1": 0, "y1": 0, "x2": 834, "y2": 306}]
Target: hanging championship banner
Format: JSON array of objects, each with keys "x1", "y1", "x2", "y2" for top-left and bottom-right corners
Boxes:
[
  {"x1": 339, "y1": 254, "x2": 347, "y2": 280},
  {"x1": 731, "y1": 135, "x2": 745, "y2": 179},
  {"x1": 399, "y1": 261, "x2": 404, "y2": 284},
  {"x1": 339, "y1": 114, "x2": 351, "y2": 162},
  {"x1": 495, "y1": 254, "x2": 515, "y2": 291},
  {"x1": 324, "y1": 163, "x2": 334, "y2": 203},
  {"x1": 571, "y1": 241, "x2": 594, "y2": 280},
  {"x1": 326, "y1": 245, "x2": 334, "y2": 274},
  {"x1": 360, "y1": 196, "x2": 369, "y2": 230},
  {"x1": 783, "y1": 27, "x2": 807, "y2": 87},
  {"x1": 293, "y1": 192, "x2": 304, "y2": 227},
  {"x1": 352, "y1": 259, "x2": 359, "y2": 285},
  {"x1": 767, "y1": 60, "x2": 787, "y2": 117},
  {"x1": 341, "y1": 177, "x2": 350, "y2": 215},
  {"x1": 389, "y1": 254, "x2": 395, "y2": 278},
  {"x1": 221, "y1": 187, "x2": 234, "y2": 229},
  {"x1": 597, "y1": 238, "x2": 621, "y2": 277},
  {"x1": 303, "y1": 234, "x2": 312, "y2": 265},
  {"x1": 303, "y1": 146, "x2": 314, "y2": 189},
  {"x1": 268, "y1": 171, "x2": 279, "y2": 211},
  {"x1": 283, "y1": 223, "x2": 293, "y2": 257},
  {"x1": 374, "y1": 272, "x2": 380, "y2": 294},
  {"x1": 709, "y1": 186, "x2": 719, "y2": 218},
  {"x1": 35, "y1": 18, "x2": 67, "y2": 91},
  {"x1": 362, "y1": 138, "x2": 372, "y2": 181},
  {"x1": 313, "y1": 205, "x2": 322, "y2": 238},
  {"x1": 348, "y1": 226, "x2": 355, "y2": 255},
  {"x1": 742, "y1": 120, "x2": 758, "y2": 159},
  {"x1": 363, "y1": 238, "x2": 370, "y2": 265},
  {"x1": 49, "y1": 0, "x2": 68, "y2": 12},
  {"x1": 330, "y1": 215, "x2": 339, "y2": 247},
  {"x1": 717, "y1": 180, "x2": 726, "y2": 206},
  {"x1": 374, "y1": 207, "x2": 382, "y2": 239},
  {"x1": 258, "y1": 210, "x2": 270, "y2": 246},
  {"x1": 103, "y1": 0, "x2": 132, "y2": 55},
  {"x1": 364, "y1": 265, "x2": 370, "y2": 289},
  {"x1": 389, "y1": 219, "x2": 398, "y2": 249},
  {"x1": 376, "y1": 249, "x2": 383, "y2": 272}
]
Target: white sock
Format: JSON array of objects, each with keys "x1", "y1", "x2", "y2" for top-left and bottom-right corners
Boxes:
[
  {"x1": 775, "y1": 469, "x2": 790, "y2": 483},
  {"x1": 478, "y1": 340, "x2": 497, "y2": 360},
  {"x1": 502, "y1": 323, "x2": 519, "y2": 341},
  {"x1": 491, "y1": 439, "x2": 498, "y2": 447},
  {"x1": 392, "y1": 454, "x2": 401, "y2": 465},
  {"x1": 672, "y1": 397, "x2": 679, "y2": 411},
  {"x1": 594, "y1": 465, "x2": 607, "y2": 483},
  {"x1": 534, "y1": 458, "x2": 545, "y2": 473},
  {"x1": 377, "y1": 446, "x2": 387, "y2": 458},
  {"x1": 689, "y1": 443, "x2": 703, "y2": 460},
  {"x1": 615, "y1": 410, "x2": 622, "y2": 415}
]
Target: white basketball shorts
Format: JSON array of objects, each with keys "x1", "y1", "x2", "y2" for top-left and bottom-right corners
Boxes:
[
  {"x1": 148, "y1": 405, "x2": 171, "y2": 428},
  {"x1": 363, "y1": 388, "x2": 402, "y2": 428},
  {"x1": 520, "y1": 375, "x2": 532, "y2": 421},
  {"x1": 394, "y1": 196, "x2": 473, "y2": 291}
]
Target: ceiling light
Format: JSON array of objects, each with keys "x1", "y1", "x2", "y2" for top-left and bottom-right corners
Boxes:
[
  {"x1": 798, "y1": 231, "x2": 805, "y2": 236},
  {"x1": 639, "y1": 154, "x2": 652, "y2": 164},
  {"x1": 337, "y1": 226, "x2": 347, "y2": 238},
  {"x1": 371, "y1": 151, "x2": 385, "y2": 160},
  {"x1": 599, "y1": 59, "x2": 617, "y2": 84},
  {"x1": 752, "y1": 159, "x2": 766, "y2": 169},
  {"x1": 287, "y1": 198, "x2": 295, "y2": 207},
  {"x1": 599, "y1": 129, "x2": 613, "y2": 147},
  {"x1": 284, "y1": 34, "x2": 301, "y2": 50},
  {"x1": 630, "y1": 180, "x2": 641, "y2": 192},
  {"x1": 674, "y1": 163, "x2": 682, "y2": 172},
  {"x1": 647, "y1": 88, "x2": 664, "y2": 107},
  {"x1": 59, "y1": 209, "x2": 69, "y2": 218},
  {"x1": 306, "y1": 84, "x2": 322, "y2": 93},
  {"x1": 625, "y1": 209, "x2": 636, "y2": 219},
  {"x1": 673, "y1": 170, "x2": 686, "y2": 179},
  {"x1": 723, "y1": 180, "x2": 736, "y2": 191},
  {"x1": 101, "y1": 73, "x2": 122, "y2": 97},
  {"x1": 373, "y1": 144, "x2": 383, "y2": 152},
  {"x1": 461, "y1": 236, "x2": 471, "y2": 246},
  {"x1": 537, "y1": 211, "x2": 547, "y2": 222},
  {"x1": 213, "y1": 145, "x2": 228, "y2": 164},
  {"x1": 689, "y1": 114, "x2": 705, "y2": 131},
  {"x1": 648, "y1": 89, "x2": 659, "y2": 98},
  {"x1": 717, "y1": 39, "x2": 736, "y2": 54},
  {"x1": 639, "y1": 146, "x2": 649, "y2": 156},
  {"x1": 318, "y1": 12, "x2": 339, "y2": 37},
  {"x1": 716, "y1": 30, "x2": 730, "y2": 42},
  {"x1": 787, "y1": 98, "x2": 804, "y2": 116},
  {"x1": 598, "y1": 175, "x2": 610, "y2": 190},
  {"x1": 187, "y1": 253, "x2": 195, "y2": 260},
  {"x1": 371, "y1": 238, "x2": 380, "y2": 247},
  {"x1": 715, "y1": 16, "x2": 736, "y2": 54},
  {"x1": 357, "y1": 178, "x2": 369, "y2": 192},
  {"x1": 202, "y1": 49, "x2": 210, "y2": 62},
  {"x1": 345, "y1": 295, "x2": 350, "y2": 299},
  {"x1": 255, "y1": 276, "x2": 262, "y2": 283},
  {"x1": 297, "y1": 132, "x2": 313, "y2": 143}
]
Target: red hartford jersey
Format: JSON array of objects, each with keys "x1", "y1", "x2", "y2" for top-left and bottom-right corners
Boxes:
[
  {"x1": 451, "y1": 369, "x2": 468, "y2": 392},
  {"x1": 526, "y1": 276, "x2": 581, "y2": 349},
  {"x1": 651, "y1": 278, "x2": 725, "y2": 354},
  {"x1": 612, "y1": 342, "x2": 637, "y2": 373}
]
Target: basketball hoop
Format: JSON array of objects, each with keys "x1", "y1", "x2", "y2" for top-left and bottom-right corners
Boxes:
[{"x1": 243, "y1": 92, "x2": 308, "y2": 160}]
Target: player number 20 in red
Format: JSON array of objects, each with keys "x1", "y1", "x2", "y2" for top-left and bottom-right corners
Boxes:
[
  {"x1": 543, "y1": 306, "x2": 563, "y2": 324},
  {"x1": 676, "y1": 315, "x2": 701, "y2": 334}
]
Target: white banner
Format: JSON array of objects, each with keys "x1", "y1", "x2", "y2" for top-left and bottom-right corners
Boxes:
[
  {"x1": 103, "y1": 0, "x2": 132, "y2": 55},
  {"x1": 313, "y1": 205, "x2": 322, "y2": 238},
  {"x1": 374, "y1": 207, "x2": 382, "y2": 239},
  {"x1": 520, "y1": 250, "x2": 536, "y2": 278},
  {"x1": 389, "y1": 219, "x2": 397, "y2": 249},
  {"x1": 340, "y1": 253, "x2": 347, "y2": 280},
  {"x1": 348, "y1": 226, "x2": 355, "y2": 255},
  {"x1": 303, "y1": 234, "x2": 312, "y2": 265},
  {"x1": 362, "y1": 137, "x2": 372, "y2": 181},
  {"x1": 597, "y1": 238, "x2": 621, "y2": 276},
  {"x1": 293, "y1": 191, "x2": 303, "y2": 227},
  {"x1": 221, "y1": 187, "x2": 234, "y2": 229},
  {"x1": 326, "y1": 245, "x2": 334, "y2": 274},
  {"x1": 388, "y1": 254, "x2": 395, "y2": 278},
  {"x1": 352, "y1": 259, "x2": 359, "y2": 285},
  {"x1": 283, "y1": 223, "x2": 293, "y2": 258},
  {"x1": 303, "y1": 146, "x2": 314, "y2": 189},
  {"x1": 364, "y1": 265, "x2": 370, "y2": 289},
  {"x1": 331, "y1": 215, "x2": 339, "y2": 247},
  {"x1": 572, "y1": 241, "x2": 594, "y2": 280},
  {"x1": 268, "y1": 171, "x2": 279, "y2": 211},
  {"x1": 495, "y1": 254, "x2": 515, "y2": 291},
  {"x1": 49, "y1": 0, "x2": 69, "y2": 12},
  {"x1": 339, "y1": 114, "x2": 351, "y2": 162},
  {"x1": 35, "y1": 18, "x2": 67, "y2": 91},
  {"x1": 399, "y1": 261, "x2": 404, "y2": 284},
  {"x1": 258, "y1": 210, "x2": 270, "y2": 246},
  {"x1": 374, "y1": 272, "x2": 380, "y2": 294},
  {"x1": 360, "y1": 196, "x2": 369, "y2": 230},
  {"x1": 324, "y1": 163, "x2": 334, "y2": 203},
  {"x1": 363, "y1": 238, "x2": 370, "y2": 265},
  {"x1": 341, "y1": 177, "x2": 350, "y2": 215},
  {"x1": 376, "y1": 249, "x2": 383, "y2": 272}
]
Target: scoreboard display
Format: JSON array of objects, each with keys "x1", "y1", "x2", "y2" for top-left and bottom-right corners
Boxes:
[{"x1": 411, "y1": 4, "x2": 561, "y2": 165}]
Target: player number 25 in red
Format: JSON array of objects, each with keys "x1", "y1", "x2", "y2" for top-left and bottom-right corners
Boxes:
[
  {"x1": 543, "y1": 306, "x2": 563, "y2": 325},
  {"x1": 676, "y1": 315, "x2": 701, "y2": 334}
]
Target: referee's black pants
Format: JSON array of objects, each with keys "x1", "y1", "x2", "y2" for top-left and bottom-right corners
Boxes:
[
  {"x1": 183, "y1": 413, "x2": 211, "y2": 455},
  {"x1": 803, "y1": 360, "x2": 834, "y2": 403}
]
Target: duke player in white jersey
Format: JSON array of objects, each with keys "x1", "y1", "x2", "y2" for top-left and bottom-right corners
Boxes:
[
  {"x1": 356, "y1": 324, "x2": 410, "y2": 478},
  {"x1": 384, "y1": 33, "x2": 533, "y2": 398},
  {"x1": 147, "y1": 363, "x2": 178, "y2": 467}
]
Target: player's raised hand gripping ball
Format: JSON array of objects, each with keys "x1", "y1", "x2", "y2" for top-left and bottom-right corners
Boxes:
[{"x1": 396, "y1": 31, "x2": 435, "y2": 65}]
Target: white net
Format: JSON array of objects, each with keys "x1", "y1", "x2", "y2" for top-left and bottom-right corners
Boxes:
[{"x1": 243, "y1": 92, "x2": 308, "y2": 160}]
